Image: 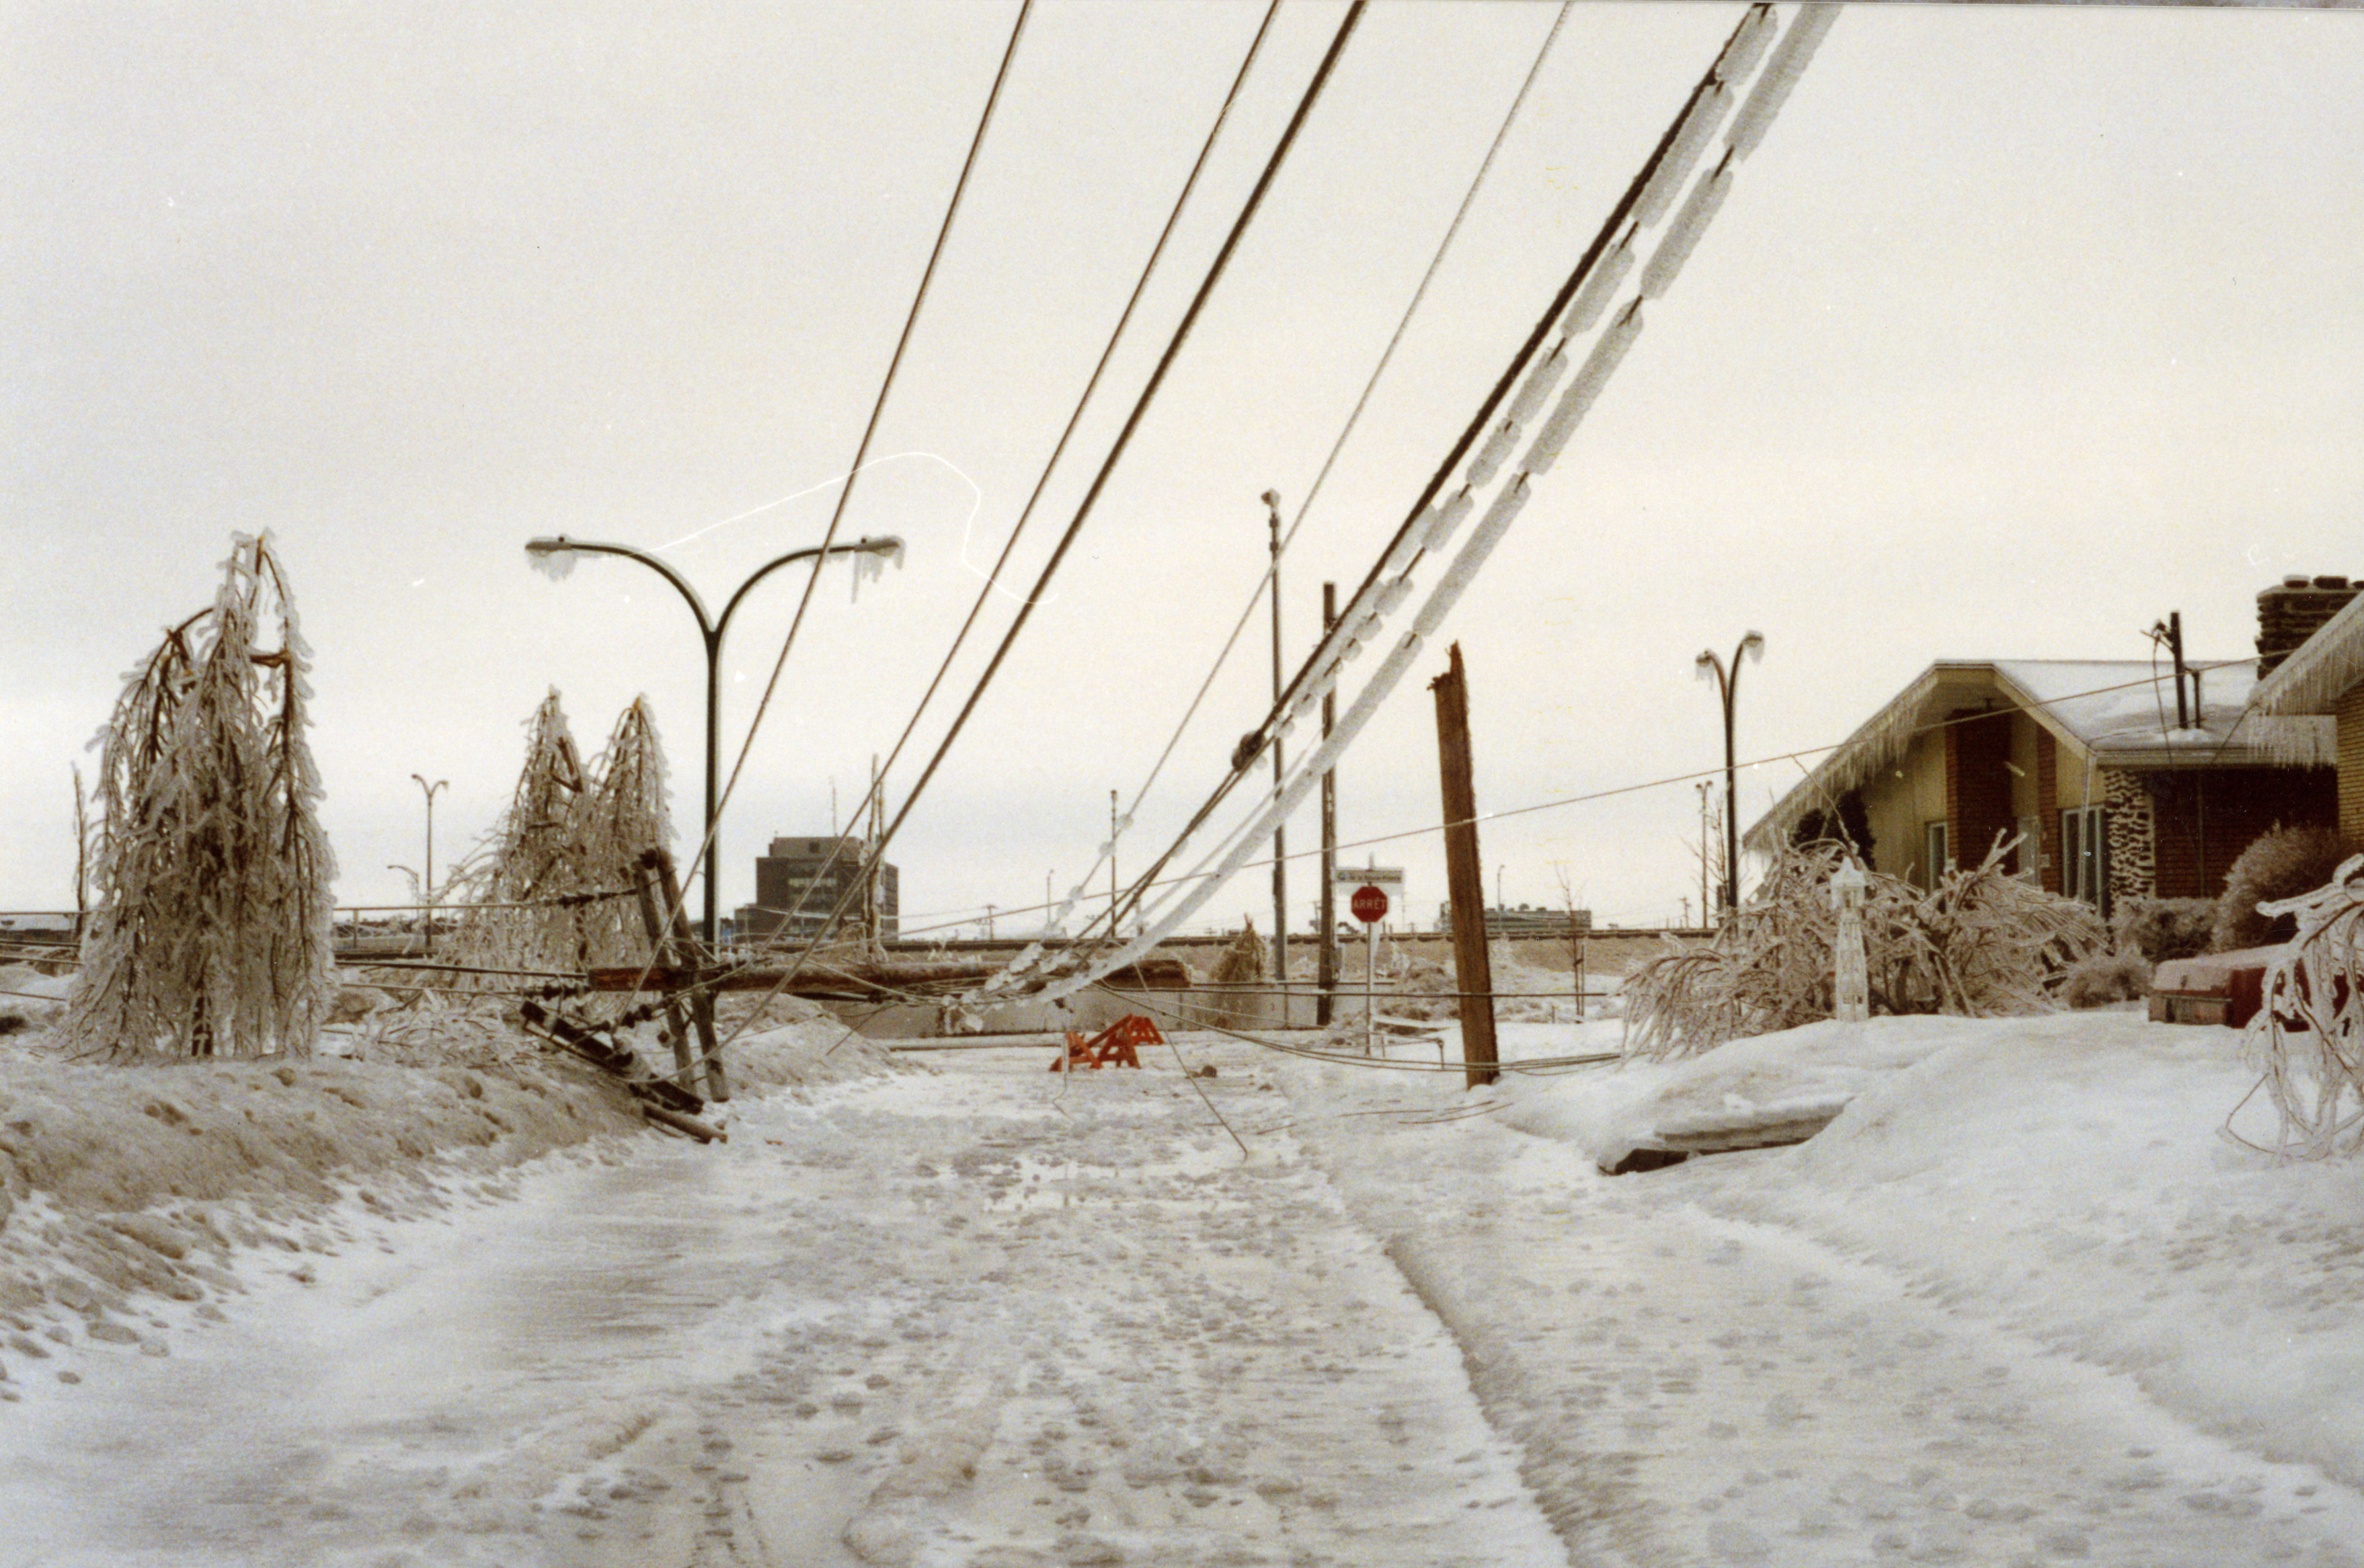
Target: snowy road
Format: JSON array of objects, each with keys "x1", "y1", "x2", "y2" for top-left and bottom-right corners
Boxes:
[
  {"x1": 7, "y1": 1029, "x2": 2364, "y2": 1567},
  {"x1": 3, "y1": 1042, "x2": 1554, "y2": 1567}
]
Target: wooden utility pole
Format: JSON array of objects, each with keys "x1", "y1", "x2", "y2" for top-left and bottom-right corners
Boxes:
[
  {"x1": 633, "y1": 847, "x2": 729, "y2": 1102},
  {"x1": 1317, "y1": 580, "x2": 1339, "y2": 1027},
  {"x1": 1430, "y1": 642, "x2": 1498, "y2": 1089}
]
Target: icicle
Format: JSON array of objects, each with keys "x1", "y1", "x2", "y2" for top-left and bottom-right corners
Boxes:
[
  {"x1": 1505, "y1": 344, "x2": 1569, "y2": 428},
  {"x1": 1413, "y1": 477, "x2": 1532, "y2": 639},
  {"x1": 1376, "y1": 574, "x2": 1413, "y2": 618},
  {"x1": 1421, "y1": 487, "x2": 1475, "y2": 551},
  {"x1": 1466, "y1": 418, "x2": 1520, "y2": 487},
  {"x1": 1639, "y1": 156, "x2": 1734, "y2": 301},
  {"x1": 1715, "y1": 4, "x2": 1780, "y2": 89},
  {"x1": 1561, "y1": 235, "x2": 1634, "y2": 336},
  {"x1": 1525, "y1": 301, "x2": 1645, "y2": 473},
  {"x1": 1631, "y1": 80, "x2": 1733, "y2": 230},
  {"x1": 1727, "y1": 3, "x2": 1840, "y2": 161}
]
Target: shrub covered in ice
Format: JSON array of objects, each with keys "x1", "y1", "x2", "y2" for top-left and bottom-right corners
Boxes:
[
  {"x1": 2060, "y1": 949, "x2": 2155, "y2": 1009},
  {"x1": 2212, "y1": 825, "x2": 2359, "y2": 953},
  {"x1": 63, "y1": 534, "x2": 336, "y2": 1061},
  {"x1": 2113, "y1": 896, "x2": 2217, "y2": 964},
  {"x1": 1622, "y1": 841, "x2": 2107, "y2": 1058}
]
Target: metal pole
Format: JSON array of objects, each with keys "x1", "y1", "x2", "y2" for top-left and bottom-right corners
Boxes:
[
  {"x1": 1110, "y1": 789, "x2": 1119, "y2": 935},
  {"x1": 412, "y1": 775, "x2": 446, "y2": 955},
  {"x1": 1366, "y1": 918, "x2": 1377, "y2": 1056},
  {"x1": 703, "y1": 631, "x2": 723, "y2": 950},
  {"x1": 1696, "y1": 632, "x2": 1763, "y2": 917},
  {"x1": 523, "y1": 533, "x2": 902, "y2": 955},
  {"x1": 1722, "y1": 672, "x2": 1739, "y2": 915},
  {"x1": 1317, "y1": 580, "x2": 1338, "y2": 1027},
  {"x1": 1265, "y1": 490, "x2": 1287, "y2": 1017}
]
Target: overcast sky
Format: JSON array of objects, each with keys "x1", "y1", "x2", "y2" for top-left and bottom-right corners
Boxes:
[{"x1": 5, "y1": 1, "x2": 2361, "y2": 939}]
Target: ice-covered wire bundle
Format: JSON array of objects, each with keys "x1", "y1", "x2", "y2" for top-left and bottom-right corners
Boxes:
[
  {"x1": 64, "y1": 533, "x2": 338, "y2": 1061},
  {"x1": 2244, "y1": 856, "x2": 2364, "y2": 1159},
  {"x1": 978, "y1": 5, "x2": 1842, "y2": 1012}
]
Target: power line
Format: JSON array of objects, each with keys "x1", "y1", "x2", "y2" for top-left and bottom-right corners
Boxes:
[
  {"x1": 674, "y1": 0, "x2": 1034, "y2": 938},
  {"x1": 1099, "y1": 1, "x2": 1577, "y2": 941},
  {"x1": 712, "y1": 2, "x2": 1369, "y2": 1041},
  {"x1": 721, "y1": 1, "x2": 1287, "y2": 986}
]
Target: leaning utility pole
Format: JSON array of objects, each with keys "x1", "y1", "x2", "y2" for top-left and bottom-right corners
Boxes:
[
  {"x1": 1431, "y1": 641, "x2": 1498, "y2": 1089},
  {"x1": 1264, "y1": 490, "x2": 1288, "y2": 1011}
]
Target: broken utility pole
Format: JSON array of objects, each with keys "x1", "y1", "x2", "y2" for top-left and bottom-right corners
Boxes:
[{"x1": 1430, "y1": 641, "x2": 1499, "y2": 1089}]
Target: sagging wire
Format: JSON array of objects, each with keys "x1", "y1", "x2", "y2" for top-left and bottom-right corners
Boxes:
[
  {"x1": 702, "y1": 2, "x2": 1365, "y2": 1054},
  {"x1": 1090, "y1": 980, "x2": 1618, "y2": 1077},
  {"x1": 689, "y1": 0, "x2": 1287, "y2": 1017},
  {"x1": 1166, "y1": 1027, "x2": 1251, "y2": 1159},
  {"x1": 1017, "y1": 5, "x2": 1836, "y2": 1005},
  {"x1": 666, "y1": 0, "x2": 1034, "y2": 954},
  {"x1": 1074, "y1": 0, "x2": 1578, "y2": 956}
]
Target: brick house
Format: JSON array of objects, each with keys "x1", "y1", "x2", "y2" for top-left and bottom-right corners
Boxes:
[
  {"x1": 1743, "y1": 581, "x2": 2355, "y2": 917},
  {"x1": 2254, "y1": 583, "x2": 2364, "y2": 839}
]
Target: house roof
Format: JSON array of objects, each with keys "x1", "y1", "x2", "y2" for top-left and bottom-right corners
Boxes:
[
  {"x1": 2255, "y1": 590, "x2": 2364, "y2": 717},
  {"x1": 1744, "y1": 657, "x2": 2333, "y2": 852}
]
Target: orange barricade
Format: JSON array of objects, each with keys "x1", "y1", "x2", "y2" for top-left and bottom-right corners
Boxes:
[{"x1": 1050, "y1": 1013, "x2": 1163, "y2": 1071}]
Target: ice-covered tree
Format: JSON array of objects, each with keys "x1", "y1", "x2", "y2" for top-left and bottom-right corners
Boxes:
[
  {"x1": 64, "y1": 534, "x2": 337, "y2": 1060},
  {"x1": 445, "y1": 691, "x2": 670, "y2": 988},
  {"x1": 2245, "y1": 857, "x2": 2364, "y2": 1159}
]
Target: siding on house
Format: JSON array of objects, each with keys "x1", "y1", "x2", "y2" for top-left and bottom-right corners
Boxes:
[{"x1": 2340, "y1": 686, "x2": 2364, "y2": 838}]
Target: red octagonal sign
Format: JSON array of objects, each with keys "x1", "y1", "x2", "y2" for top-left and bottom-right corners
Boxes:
[{"x1": 1349, "y1": 884, "x2": 1389, "y2": 925}]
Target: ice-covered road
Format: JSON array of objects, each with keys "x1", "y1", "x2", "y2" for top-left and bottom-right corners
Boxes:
[
  {"x1": 4, "y1": 1042, "x2": 1554, "y2": 1568},
  {"x1": 7, "y1": 1030, "x2": 2363, "y2": 1567}
]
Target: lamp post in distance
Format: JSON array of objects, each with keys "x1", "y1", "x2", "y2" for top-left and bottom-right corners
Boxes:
[
  {"x1": 411, "y1": 773, "x2": 446, "y2": 954},
  {"x1": 1694, "y1": 630, "x2": 1764, "y2": 917},
  {"x1": 523, "y1": 532, "x2": 905, "y2": 951}
]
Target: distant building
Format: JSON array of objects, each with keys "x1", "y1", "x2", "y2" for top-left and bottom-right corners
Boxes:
[
  {"x1": 734, "y1": 834, "x2": 899, "y2": 945},
  {"x1": 1437, "y1": 904, "x2": 1593, "y2": 938}
]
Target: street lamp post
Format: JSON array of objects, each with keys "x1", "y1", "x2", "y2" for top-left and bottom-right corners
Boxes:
[
  {"x1": 524, "y1": 533, "x2": 904, "y2": 951},
  {"x1": 412, "y1": 774, "x2": 446, "y2": 954},
  {"x1": 1694, "y1": 631, "x2": 1765, "y2": 917}
]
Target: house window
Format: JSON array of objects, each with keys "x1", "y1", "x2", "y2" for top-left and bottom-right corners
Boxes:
[
  {"x1": 2061, "y1": 806, "x2": 2109, "y2": 913},
  {"x1": 1922, "y1": 820, "x2": 1951, "y2": 888}
]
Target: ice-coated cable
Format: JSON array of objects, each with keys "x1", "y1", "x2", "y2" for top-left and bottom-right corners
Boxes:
[
  {"x1": 1026, "y1": 0, "x2": 1579, "y2": 985},
  {"x1": 711, "y1": 3, "x2": 1366, "y2": 1034}
]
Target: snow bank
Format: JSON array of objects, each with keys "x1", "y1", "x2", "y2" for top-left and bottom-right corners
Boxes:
[
  {"x1": 1503, "y1": 1014, "x2": 1967, "y2": 1169},
  {"x1": 0, "y1": 1005, "x2": 895, "y2": 1390},
  {"x1": 1493, "y1": 1011, "x2": 2364, "y2": 1492}
]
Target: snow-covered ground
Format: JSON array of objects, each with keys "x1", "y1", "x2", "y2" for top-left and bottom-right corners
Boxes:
[{"x1": 3, "y1": 988, "x2": 2363, "y2": 1566}]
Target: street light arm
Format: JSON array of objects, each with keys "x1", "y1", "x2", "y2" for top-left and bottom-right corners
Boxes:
[
  {"x1": 713, "y1": 535, "x2": 904, "y2": 643},
  {"x1": 526, "y1": 537, "x2": 717, "y2": 645}
]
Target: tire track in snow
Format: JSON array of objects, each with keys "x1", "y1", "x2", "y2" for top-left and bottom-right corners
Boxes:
[{"x1": 1284, "y1": 1060, "x2": 2364, "y2": 1568}]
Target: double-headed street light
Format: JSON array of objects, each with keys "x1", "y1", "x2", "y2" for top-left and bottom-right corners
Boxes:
[
  {"x1": 524, "y1": 533, "x2": 904, "y2": 951},
  {"x1": 1695, "y1": 630, "x2": 1765, "y2": 917},
  {"x1": 412, "y1": 773, "x2": 446, "y2": 954}
]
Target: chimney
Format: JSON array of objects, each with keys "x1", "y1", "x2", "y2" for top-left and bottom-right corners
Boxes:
[{"x1": 2257, "y1": 574, "x2": 2364, "y2": 676}]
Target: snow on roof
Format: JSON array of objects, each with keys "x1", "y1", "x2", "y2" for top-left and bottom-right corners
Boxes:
[
  {"x1": 2255, "y1": 588, "x2": 2364, "y2": 718},
  {"x1": 1748, "y1": 657, "x2": 2332, "y2": 850}
]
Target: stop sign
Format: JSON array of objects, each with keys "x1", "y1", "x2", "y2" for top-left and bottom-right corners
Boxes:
[{"x1": 1349, "y1": 884, "x2": 1389, "y2": 924}]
